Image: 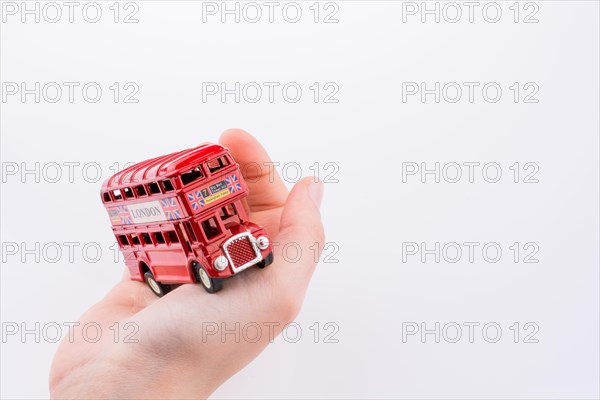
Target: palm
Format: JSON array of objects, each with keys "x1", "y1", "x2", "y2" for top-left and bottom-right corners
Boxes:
[{"x1": 50, "y1": 129, "x2": 324, "y2": 399}]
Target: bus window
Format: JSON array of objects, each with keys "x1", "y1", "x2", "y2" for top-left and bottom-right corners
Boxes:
[
  {"x1": 135, "y1": 185, "x2": 147, "y2": 197},
  {"x1": 148, "y1": 182, "x2": 161, "y2": 194},
  {"x1": 117, "y1": 234, "x2": 129, "y2": 247},
  {"x1": 123, "y1": 187, "x2": 134, "y2": 199},
  {"x1": 184, "y1": 221, "x2": 197, "y2": 242},
  {"x1": 113, "y1": 189, "x2": 123, "y2": 201},
  {"x1": 161, "y1": 179, "x2": 175, "y2": 192},
  {"x1": 201, "y1": 217, "x2": 221, "y2": 240},
  {"x1": 130, "y1": 233, "x2": 141, "y2": 245},
  {"x1": 141, "y1": 233, "x2": 152, "y2": 245},
  {"x1": 181, "y1": 167, "x2": 204, "y2": 185},
  {"x1": 166, "y1": 231, "x2": 179, "y2": 244},
  {"x1": 154, "y1": 232, "x2": 166, "y2": 244},
  {"x1": 207, "y1": 156, "x2": 230, "y2": 174},
  {"x1": 103, "y1": 192, "x2": 112, "y2": 203}
]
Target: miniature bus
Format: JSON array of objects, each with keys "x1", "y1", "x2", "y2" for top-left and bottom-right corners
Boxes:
[{"x1": 100, "y1": 143, "x2": 273, "y2": 296}]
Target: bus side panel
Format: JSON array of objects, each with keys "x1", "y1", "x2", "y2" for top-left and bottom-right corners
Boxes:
[{"x1": 145, "y1": 243, "x2": 193, "y2": 283}]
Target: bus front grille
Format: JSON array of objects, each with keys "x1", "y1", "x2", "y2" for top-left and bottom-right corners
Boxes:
[{"x1": 226, "y1": 234, "x2": 260, "y2": 271}]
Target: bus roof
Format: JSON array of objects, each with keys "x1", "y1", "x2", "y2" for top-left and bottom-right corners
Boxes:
[{"x1": 102, "y1": 143, "x2": 227, "y2": 191}]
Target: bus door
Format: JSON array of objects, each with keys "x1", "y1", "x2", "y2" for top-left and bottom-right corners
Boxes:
[
  {"x1": 178, "y1": 222, "x2": 193, "y2": 255},
  {"x1": 180, "y1": 221, "x2": 204, "y2": 260}
]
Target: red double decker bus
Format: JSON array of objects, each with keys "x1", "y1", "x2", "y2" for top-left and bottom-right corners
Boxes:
[{"x1": 100, "y1": 143, "x2": 273, "y2": 295}]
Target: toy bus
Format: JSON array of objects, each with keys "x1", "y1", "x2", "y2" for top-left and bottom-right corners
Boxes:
[{"x1": 100, "y1": 143, "x2": 273, "y2": 296}]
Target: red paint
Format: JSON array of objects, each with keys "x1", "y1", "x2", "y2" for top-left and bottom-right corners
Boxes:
[{"x1": 101, "y1": 143, "x2": 273, "y2": 295}]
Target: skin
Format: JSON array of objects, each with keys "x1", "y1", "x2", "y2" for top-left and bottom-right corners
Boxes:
[{"x1": 49, "y1": 129, "x2": 325, "y2": 399}]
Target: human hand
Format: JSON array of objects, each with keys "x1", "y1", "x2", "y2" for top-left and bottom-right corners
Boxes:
[{"x1": 49, "y1": 129, "x2": 325, "y2": 399}]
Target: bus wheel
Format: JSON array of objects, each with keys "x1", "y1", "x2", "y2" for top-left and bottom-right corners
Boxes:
[
  {"x1": 144, "y1": 271, "x2": 168, "y2": 297},
  {"x1": 195, "y1": 264, "x2": 223, "y2": 294},
  {"x1": 257, "y1": 252, "x2": 274, "y2": 269}
]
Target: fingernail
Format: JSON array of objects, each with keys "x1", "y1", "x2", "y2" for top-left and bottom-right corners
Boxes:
[{"x1": 308, "y1": 180, "x2": 324, "y2": 208}]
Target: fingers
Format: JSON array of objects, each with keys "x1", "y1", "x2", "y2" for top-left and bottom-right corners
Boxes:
[
  {"x1": 219, "y1": 129, "x2": 288, "y2": 212},
  {"x1": 269, "y1": 177, "x2": 325, "y2": 319}
]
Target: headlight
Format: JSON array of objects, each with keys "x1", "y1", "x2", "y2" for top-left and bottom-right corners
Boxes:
[
  {"x1": 256, "y1": 236, "x2": 270, "y2": 250},
  {"x1": 213, "y1": 255, "x2": 229, "y2": 271}
]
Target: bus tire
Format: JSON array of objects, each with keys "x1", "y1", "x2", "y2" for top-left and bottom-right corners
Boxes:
[
  {"x1": 257, "y1": 252, "x2": 274, "y2": 269},
  {"x1": 144, "y1": 271, "x2": 168, "y2": 297},
  {"x1": 194, "y1": 263, "x2": 223, "y2": 294}
]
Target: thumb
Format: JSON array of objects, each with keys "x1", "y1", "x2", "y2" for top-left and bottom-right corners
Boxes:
[{"x1": 274, "y1": 177, "x2": 325, "y2": 290}]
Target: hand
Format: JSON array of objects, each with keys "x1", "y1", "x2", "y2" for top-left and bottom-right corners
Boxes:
[{"x1": 49, "y1": 129, "x2": 325, "y2": 399}]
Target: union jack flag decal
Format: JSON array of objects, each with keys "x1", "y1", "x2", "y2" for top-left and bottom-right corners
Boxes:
[
  {"x1": 226, "y1": 174, "x2": 241, "y2": 193},
  {"x1": 161, "y1": 198, "x2": 182, "y2": 220},
  {"x1": 187, "y1": 190, "x2": 205, "y2": 211},
  {"x1": 113, "y1": 205, "x2": 132, "y2": 225}
]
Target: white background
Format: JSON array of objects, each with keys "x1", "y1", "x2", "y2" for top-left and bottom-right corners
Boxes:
[{"x1": 1, "y1": 1, "x2": 599, "y2": 398}]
